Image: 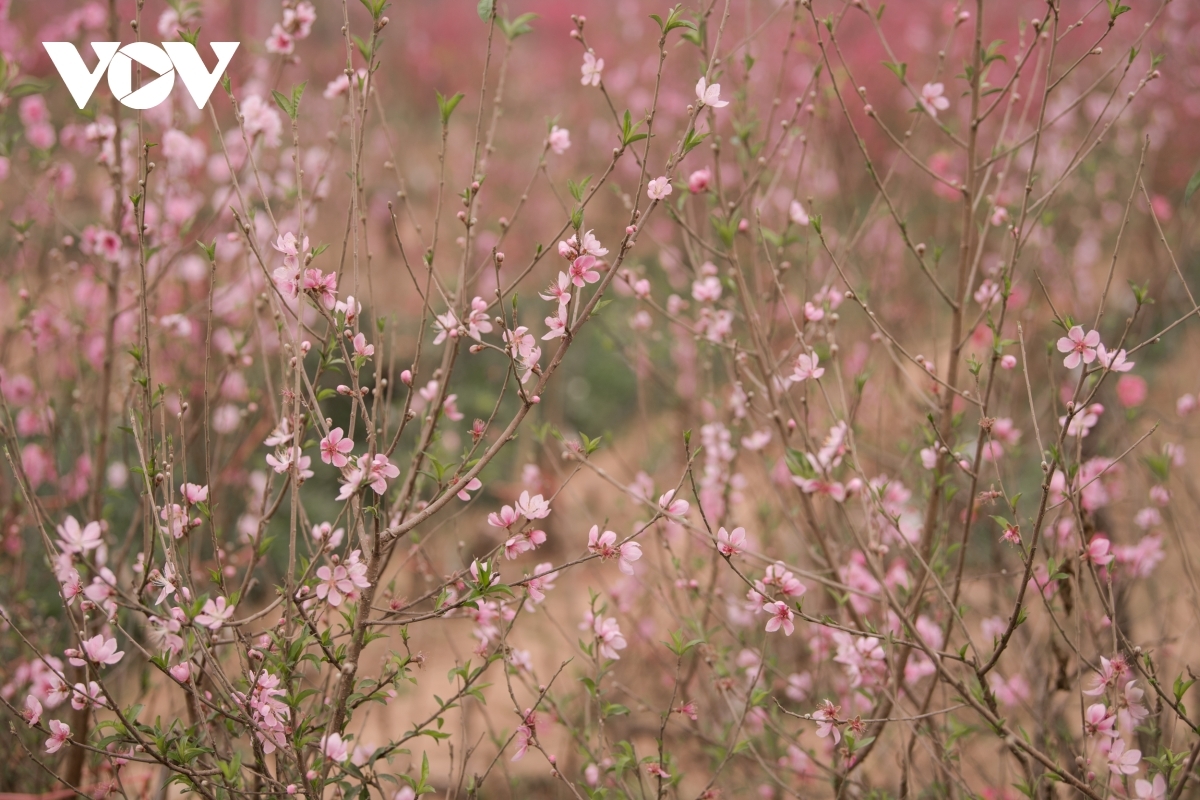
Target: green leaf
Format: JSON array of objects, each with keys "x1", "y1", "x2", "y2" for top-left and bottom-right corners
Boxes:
[
  {"x1": 500, "y1": 13, "x2": 538, "y2": 39},
  {"x1": 682, "y1": 128, "x2": 709, "y2": 157},
  {"x1": 271, "y1": 89, "x2": 293, "y2": 120},
  {"x1": 1184, "y1": 164, "x2": 1200, "y2": 206},
  {"x1": 882, "y1": 61, "x2": 907, "y2": 83},
  {"x1": 477, "y1": 0, "x2": 494, "y2": 22},
  {"x1": 436, "y1": 91, "x2": 465, "y2": 127}
]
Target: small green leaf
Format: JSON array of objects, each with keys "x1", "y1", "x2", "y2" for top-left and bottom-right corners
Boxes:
[
  {"x1": 477, "y1": 0, "x2": 494, "y2": 22},
  {"x1": 1184, "y1": 164, "x2": 1200, "y2": 206},
  {"x1": 436, "y1": 90, "x2": 465, "y2": 126},
  {"x1": 882, "y1": 61, "x2": 907, "y2": 83}
]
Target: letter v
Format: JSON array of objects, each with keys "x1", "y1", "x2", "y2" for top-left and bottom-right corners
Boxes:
[
  {"x1": 43, "y1": 42, "x2": 120, "y2": 109},
  {"x1": 162, "y1": 42, "x2": 239, "y2": 109}
]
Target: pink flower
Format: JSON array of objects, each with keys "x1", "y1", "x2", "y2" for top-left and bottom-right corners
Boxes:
[
  {"x1": 569, "y1": 255, "x2": 601, "y2": 287},
  {"x1": 617, "y1": 540, "x2": 642, "y2": 574},
  {"x1": 695, "y1": 77, "x2": 729, "y2": 108},
  {"x1": 310, "y1": 523, "x2": 344, "y2": 550},
  {"x1": 646, "y1": 763, "x2": 671, "y2": 779},
  {"x1": 548, "y1": 125, "x2": 571, "y2": 154},
  {"x1": 1000, "y1": 354, "x2": 1017, "y2": 369},
  {"x1": 1083, "y1": 654, "x2": 1130, "y2": 696},
  {"x1": 45, "y1": 719, "x2": 71, "y2": 753},
  {"x1": 1178, "y1": 394, "x2": 1197, "y2": 416},
  {"x1": 466, "y1": 296, "x2": 494, "y2": 340},
  {"x1": 456, "y1": 477, "x2": 482, "y2": 501},
  {"x1": 674, "y1": 700, "x2": 699, "y2": 720},
  {"x1": 433, "y1": 311, "x2": 459, "y2": 345},
  {"x1": 688, "y1": 168, "x2": 711, "y2": 193},
  {"x1": 648, "y1": 176, "x2": 673, "y2": 201},
  {"x1": 540, "y1": 271, "x2": 572, "y2": 308},
  {"x1": 322, "y1": 732, "x2": 349, "y2": 763},
  {"x1": 57, "y1": 516, "x2": 102, "y2": 554},
  {"x1": 22, "y1": 695, "x2": 42, "y2": 727},
  {"x1": 1096, "y1": 344, "x2": 1134, "y2": 373},
  {"x1": 319, "y1": 428, "x2": 354, "y2": 468},
  {"x1": 581, "y1": 52, "x2": 604, "y2": 86},
  {"x1": 1056, "y1": 325, "x2": 1100, "y2": 369},
  {"x1": 489, "y1": 505, "x2": 519, "y2": 529},
  {"x1": 742, "y1": 430, "x2": 771, "y2": 450},
  {"x1": 516, "y1": 491, "x2": 551, "y2": 520},
  {"x1": 505, "y1": 529, "x2": 543, "y2": 559},
  {"x1": 1116, "y1": 375, "x2": 1147, "y2": 408},
  {"x1": 763, "y1": 601, "x2": 795, "y2": 635},
  {"x1": 303, "y1": 268, "x2": 338, "y2": 309},
  {"x1": 658, "y1": 490, "x2": 689, "y2": 517},
  {"x1": 813, "y1": 700, "x2": 841, "y2": 744},
  {"x1": 70, "y1": 635, "x2": 124, "y2": 666},
  {"x1": 1085, "y1": 537, "x2": 1114, "y2": 566},
  {"x1": 512, "y1": 723, "x2": 533, "y2": 761},
  {"x1": 316, "y1": 563, "x2": 354, "y2": 606},
  {"x1": 525, "y1": 562, "x2": 557, "y2": 604},
  {"x1": 181, "y1": 483, "x2": 208, "y2": 505},
  {"x1": 265, "y1": 24, "x2": 294, "y2": 54},
  {"x1": 593, "y1": 615, "x2": 626, "y2": 660},
  {"x1": 792, "y1": 352, "x2": 824, "y2": 382},
  {"x1": 764, "y1": 563, "x2": 807, "y2": 597},
  {"x1": 716, "y1": 526, "x2": 745, "y2": 557},
  {"x1": 169, "y1": 663, "x2": 192, "y2": 682},
  {"x1": 1084, "y1": 703, "x2": 1117, "y2": 738},
  {"x1": 973, "y1": 279, "x2": 1000, "y2": 308},
  {"x1": 586, "y1": 526, "x2": 640, "y2": 574},
  {"x1": 789, "y1": 200, "x2": 810, "y2": 226},
  {"x1": 543, "y1": 308, "x2": 568, "y2": 340},
  {"x1": 1135, "y1": 774, "x2": 1166, "y2": 800},
  {"x1": 70, "y1": 681, "x2": 104, "y2": 711},
  {"x1": 364, "y1": 454, "x2": 399, "y2": 494},
  {"x1": 692, "y1": 275, "x2": 722, "y2": 302},
  {"x1": 353, "y1": 332, "x2": 374, "y2": 358},
  {"x1": 1107, "y1": 738, "x2": 1141, "y2": 775},
  {"x1": 919, "y1": 82, "x2": 950, "y2": 117},
  {"x1": 195, "y1": 596, "x2": 235, "y2": 630}
]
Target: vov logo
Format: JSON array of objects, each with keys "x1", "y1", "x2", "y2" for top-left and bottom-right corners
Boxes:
[{"x1": 42, "y1": 41, "x2": 239, "y2": 110}]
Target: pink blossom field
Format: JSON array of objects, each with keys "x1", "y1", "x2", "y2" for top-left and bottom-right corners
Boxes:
[{"x1": 2, "y1": 0, "x2": 1200, "y2": 797}]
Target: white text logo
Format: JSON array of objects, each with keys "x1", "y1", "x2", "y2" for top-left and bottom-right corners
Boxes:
[{"x1": 42, "y1": 41, "x2": 239, "y2": 110}]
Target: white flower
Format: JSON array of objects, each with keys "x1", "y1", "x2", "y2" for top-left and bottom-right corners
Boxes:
[
  {"x1": 789, "y1": 200, "x2": 809, "y2": 226},
  {"x1": 581, "y1": 52, "x2": 604, "y2": 87},
  {"x1": 920, "y1": 82, "x2": 950, "y2": 117},
  {"x1": 695, "y1": 77, "x2": 729, "y2": 108},
  {"x1": 648, "y1": 176, "x2": 673, "y2": 201},
  {"x1": 548, "y1": 125, "x2": 571, "y2": 154}
]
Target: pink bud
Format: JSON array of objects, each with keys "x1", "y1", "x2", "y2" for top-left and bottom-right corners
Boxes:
[
  {"x1": 300, "y1": 340, "x2": 311, "y2": 355},
  {"x1": 337, "y1": 384, "x2": 351, "y2": 395},
  {"x1": 530, "y1": 395, "x2": 541, "y2": 404},
  {"x1": 401, "y1": 369, "x2": 413, "y2": 386},
  {"x1": 626, "y1": 225, "x2": 637, "y2": 235},
  {"x1": 169, "y1": 663, "x2": 191, "y2": 682}
]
